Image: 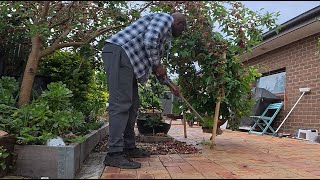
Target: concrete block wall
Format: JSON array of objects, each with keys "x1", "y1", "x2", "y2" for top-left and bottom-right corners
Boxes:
[{"x1": 14, "y1": 124, "x2": 108, "y2": 179}]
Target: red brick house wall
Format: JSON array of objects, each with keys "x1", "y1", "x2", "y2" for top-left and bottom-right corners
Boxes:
[{"x1": 243, "y1": 33, "x2": 320, "y2": 135}]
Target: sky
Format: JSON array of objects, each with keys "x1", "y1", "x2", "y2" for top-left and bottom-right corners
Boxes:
[{"x1": 241, "y1": 1, "x2": 320, "y2": 25}]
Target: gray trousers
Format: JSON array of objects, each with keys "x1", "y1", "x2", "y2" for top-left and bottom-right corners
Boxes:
[{"x1": 102, "y1": 43, "x2": 139, "y2": 153}]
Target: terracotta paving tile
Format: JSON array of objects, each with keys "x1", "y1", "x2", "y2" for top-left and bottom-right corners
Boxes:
[
  {"x1": 183, "y1": 156, "x2": 212, "y2": 162},
  {"x1": 137, "y1": 173, "x2": 155, "y2": 179},
  {"x1": 159, "y1": 155, "x2": 172, "y2": 162},
  {"x1": 148, "y1": 160, "x2": 164, "y2": 165},
  {"x1": 100, "y1": 173, "x2": 137, "y2": 179},
  {"x1": 153, "y1": 173, "x2": 172, "y2": 179},
  {"x1": 100, "y1": 120, "x2": 320, "y2": 179},
  {"x1": 170, "y1": 173, "x2": 205, "y2": 179},
  {"x1": 134, "y1": 158, "x2": 150, "y2": 162},
  {"x1": 310, "y1": 170, "x2": 320, "y2": 176},
  {"x1": 140, "y1": 161, "x2": 150, "y2": 167},
  {"x1": 215, "y1": 171, "x2": 238, "y2": 179},
  {"x1": 136, "y1": 167, "x2": 167, "y2": 174},
  {"x1": 178, "y1": 164, "x2": 198, "y2": 173},
  {"x1": 167, "y1": 154, "x2": 183, "y2": 160},
  {"x1": 103, "y1": 166, "x2": 120, "y2": 174},
  {"x1": 162, "y1": 162, "x2": 189, "y2": 167},
  {"x1": 120, "y1": 169, "x2": 137, "y2": 175},
  {"x1": 166, "y1": 166, "x2": 183, "y2": 174},
  {"x1": 201, "y1": 172, "x2": 223, "y2": 179}
]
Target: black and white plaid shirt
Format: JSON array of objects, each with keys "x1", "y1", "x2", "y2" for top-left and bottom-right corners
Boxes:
[{"x1": 106, "y1": 13, "x2": 173, "y2": 84}]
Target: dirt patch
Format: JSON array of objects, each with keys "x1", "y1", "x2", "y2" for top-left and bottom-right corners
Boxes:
[{"x1": 93, "y1": 136, "x2": 201, "y2": 155}]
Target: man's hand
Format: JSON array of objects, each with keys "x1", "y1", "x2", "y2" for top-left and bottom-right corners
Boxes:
[
  {"x1": 153, "y1": 64, "x2": 167, "y2": 80},
  {"x1": 153, "y1": 64, "x2": 180, "y2": 96}
]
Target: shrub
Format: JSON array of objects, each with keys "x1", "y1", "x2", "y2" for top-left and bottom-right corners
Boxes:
[
  {"x1": 0, "y1": 146, "x2": 9, "y2": 171},
  {"x1": 0, "y1": 78, "x2": 103, "y2": 145},
  {"x1": 0, "y1": 76, "x2": 19, "y2": 106},
  {"x1": 38, "y1": 51, "x2": 108, "y2": 121}
]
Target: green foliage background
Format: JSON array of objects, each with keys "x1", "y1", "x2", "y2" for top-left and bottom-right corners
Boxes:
[{"x1": 38, "y1": 51, "x2": 108, "y2": 121}]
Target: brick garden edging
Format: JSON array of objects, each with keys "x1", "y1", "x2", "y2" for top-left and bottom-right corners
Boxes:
[{"x1": 13, "y1": 123, "x2": 108, "y2": 179}]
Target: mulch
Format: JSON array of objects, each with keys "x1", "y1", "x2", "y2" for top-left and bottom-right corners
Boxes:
[{"x1": 93, "y1": 136, "x2": 201, "y2": 155}]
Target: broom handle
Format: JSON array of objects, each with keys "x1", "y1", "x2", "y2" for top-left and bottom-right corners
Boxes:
[{"x1": 165, "y1": 80, "x2": 205, "y2": 122}]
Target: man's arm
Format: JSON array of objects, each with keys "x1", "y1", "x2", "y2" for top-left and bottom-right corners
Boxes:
[
  {"x1": 144, "y1": 13, "x2": 173, "y2": 70},
  {"x1": 144, "y1": 13, "x2": 180, "y2": 96}
]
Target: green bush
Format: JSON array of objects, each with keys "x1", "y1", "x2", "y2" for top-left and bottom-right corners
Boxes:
[
  {"x1": 38, "y1": 51, "x2": 108, "y2": 121},
  {"x1": 0, "y1": 78, "x2": 104, "y2": 145},
  {"x1": 0, "y1": 76, "x2": 19, "y2": 106},
  {"x1": 1, "y1": 81, "x2": 86, "y2": 145},
  {"x1": 0, "y1": 146, "x2": 9, "y2": 171},
  {"x1": 138, "y1": 75, "x2": 168, "y2": 112}
]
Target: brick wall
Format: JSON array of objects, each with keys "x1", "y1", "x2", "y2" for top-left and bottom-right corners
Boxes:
[{"x1": 243, "y1": 33, "x2": 320, "y2": 135}]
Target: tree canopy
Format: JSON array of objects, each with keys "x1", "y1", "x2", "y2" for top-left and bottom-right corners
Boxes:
[{"x1": 149, "y1": 1, "x2": 280, "y2": 129}]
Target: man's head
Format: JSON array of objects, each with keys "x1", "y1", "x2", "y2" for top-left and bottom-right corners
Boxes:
[{"x1": 171, "y1": 12, "x2": 187, "y2": 37}]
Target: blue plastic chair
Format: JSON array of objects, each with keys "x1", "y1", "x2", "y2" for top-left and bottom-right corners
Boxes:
[{"x1": 249, "y1": 102, "x2": 283, "y2": 135}]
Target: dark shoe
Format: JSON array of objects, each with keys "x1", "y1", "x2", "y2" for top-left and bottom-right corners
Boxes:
[
  {"x1": 103, "y1": 152, "x2": 141, "y2": 169},
  {"x1": 124, "y1": 147, "x2": 151, "y2": 158}
]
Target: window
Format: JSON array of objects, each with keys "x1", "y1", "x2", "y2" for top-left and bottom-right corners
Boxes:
[{"x1": 256, "y1": 70, "x2": 286, "y2": 94}]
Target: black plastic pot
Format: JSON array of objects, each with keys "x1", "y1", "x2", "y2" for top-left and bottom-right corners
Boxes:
[
  {"x1": 202, "y1": 127, "x2": 213, "y2": 133},
  {"x1": 137, "y1": 119, "x2": 171, "y2": 135}
]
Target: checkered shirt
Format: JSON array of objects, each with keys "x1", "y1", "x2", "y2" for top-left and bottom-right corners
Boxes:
[{"x1": 106, "y1": 13, "x2": 173, "y2": 84}]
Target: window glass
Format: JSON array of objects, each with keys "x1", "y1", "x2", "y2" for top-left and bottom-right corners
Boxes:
[{"x1": 256, "y1": 72, "x2": 286, "y2": 94}]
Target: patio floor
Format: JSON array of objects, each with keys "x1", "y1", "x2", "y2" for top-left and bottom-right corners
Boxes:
[{"x1": 100, "y1": 119, "x2": 320, "y2": 179}]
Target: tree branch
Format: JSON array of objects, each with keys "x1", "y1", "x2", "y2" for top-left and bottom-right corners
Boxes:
[
  {"x1": 39, "y1": 24, "x2": 124, "y2": 58},
  {"x1": 52, "y1": 28, "x2": 71, "y2": 46},
  {"x1": 48, "y1": 1, "x2": 74, "y2": 29},
  {"x1": 139, "y1": 1, "x2": 154, "y2": 14},
  {"x1": 41, "y1": 1, "x2": 50, "y2": 19},
  {"x1": 35, "y1": 1, "x2": 51, "y2": 25},
  {"x1": 89, "y1": 24, "x2": 125, "y2": 40},
  {"x1": 48, "y1": 18, "x2": 70, "y2": 29},
  {"x1": 126, "y1": 1, "x2": 154, "y2": 24}
]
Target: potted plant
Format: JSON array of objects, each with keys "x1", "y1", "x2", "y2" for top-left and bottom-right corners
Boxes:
[
  {"x1": 200, "y1": 116, "x2": 226, "y2": 135},
  {"x1": 137, "y1": 76, "x2": 171, "y2": 136},
  {"x1": 137, "y1": 113, "x2": 171, "y2": 136}
]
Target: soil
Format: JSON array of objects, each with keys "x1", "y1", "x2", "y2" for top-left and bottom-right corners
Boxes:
[{"x1": 93, "y1": 136, "x2": 200, "y2": 155}]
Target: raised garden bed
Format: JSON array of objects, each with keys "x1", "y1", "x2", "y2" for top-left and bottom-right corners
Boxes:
[{"x1": 13, "y1": 123, "x2": 108, "y2": 179}]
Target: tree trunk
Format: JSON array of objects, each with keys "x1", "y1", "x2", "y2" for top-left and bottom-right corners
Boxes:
[{"x1": 18, "y1": 35, "x2": 42, "y2": 107}]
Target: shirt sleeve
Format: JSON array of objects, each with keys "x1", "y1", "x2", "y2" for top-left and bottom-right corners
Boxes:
[{"x1": 144, "y1": 13, "x2": 173, "y2": 68}]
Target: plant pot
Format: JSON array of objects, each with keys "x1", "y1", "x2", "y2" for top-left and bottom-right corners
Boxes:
[
  {"x1": 137, "y1": 119, "x2": 171, "y2": 135},
  {"x1": 201, "y1": 119, "x2": 226, "y2": 134},
  {"x1": 202, "y1": 126, "x2": 223, "y2": 135},
  {"x1": 166, "y1": 114, "x2": 183, "y2": 119},
  {"x1": 202, "y1": 127, "x2": 213, "y2": 133}
]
